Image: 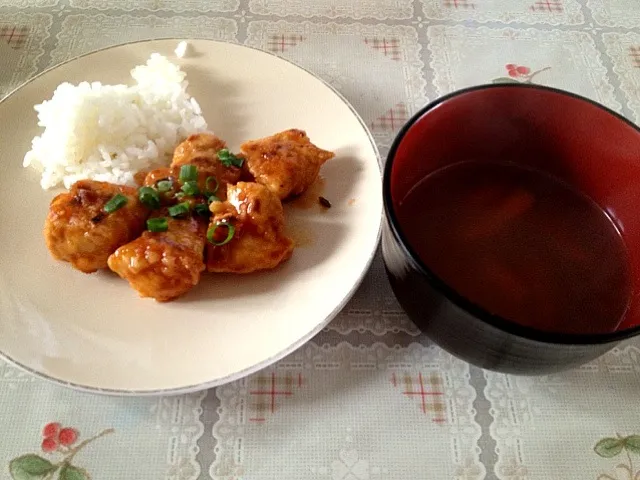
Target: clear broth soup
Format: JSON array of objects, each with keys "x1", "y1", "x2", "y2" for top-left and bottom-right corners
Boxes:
[{"x1": 397, "y1": 161, "x2": 632, "y2": 335}]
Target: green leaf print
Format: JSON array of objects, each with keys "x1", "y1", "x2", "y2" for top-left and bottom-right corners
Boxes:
[
  {"x1": 625, "y1": 435, "x2": 640, "y2": 454},
  {"x1": 595, "y1": 437, "x2": 625, "y2": 458},
  {"x1": 58, "y1": 464, "x2": 90, "y2": 480},
  {"x1": 8, "y1": 455, "x2": 57, "y2": 480}
]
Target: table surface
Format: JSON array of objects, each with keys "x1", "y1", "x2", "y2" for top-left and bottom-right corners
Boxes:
[{"x1": 1, "y1": 1, "x2": 640, "y2": 479}]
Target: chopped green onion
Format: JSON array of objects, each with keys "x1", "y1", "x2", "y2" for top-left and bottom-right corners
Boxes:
[
  {"x1": 147, "y1": 217, "x2": 168, "y2": 232},
  {"x1": 181, "y1": 180, "x2": 200, "y2": 196},
  {"x1": 207, "y1": 222, "x2": 235, "y2": 246},
  {"x1": 217, "y1": 149, "x2": 244, "y2": 168},
  {"x1": 179, "y1": 164, "x2": 198, "y2": 182},
  {"x1": 207, "y1": 195, "x2": 221, "y2": 205},
  {"x1": 156, "y1": 180, "x2": 172, "y2": 193},
  {"x1": 138, "y1": 186, "x2": 161, "y2": 209},
  {"x1": 175, "y1": 192, "x2": 185, "y2": 200},
  {"x1": 205, "y1": 176, "x2": 219, "y2": 194},
  {"x1": 194, "y1": 204, "x2": 210, "y2": 217},
  {"x1": 103, "y1": 193, "x2": 128, "y2": 213},
  {"x1": 168, "y1": 202, "x2": 190, "y2": 218}
]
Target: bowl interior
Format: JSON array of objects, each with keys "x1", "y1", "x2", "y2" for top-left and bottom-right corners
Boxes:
[{"x1": 388, "y1": 85, "x2": 640, "y2": 334}]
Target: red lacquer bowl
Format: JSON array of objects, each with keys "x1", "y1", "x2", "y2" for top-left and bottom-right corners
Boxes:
[{"x1": 382, "y1": 84, "x2": 640, "y2": 374}]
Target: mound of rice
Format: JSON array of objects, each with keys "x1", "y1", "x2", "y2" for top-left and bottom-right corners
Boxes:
[{"x1": 23, "y1": 53, "x2": 208, "y2": 190}]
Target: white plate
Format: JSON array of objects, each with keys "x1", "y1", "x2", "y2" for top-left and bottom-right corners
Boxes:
[{"x1": 0, "y1": 39, "x2": 381, "y2": 395}]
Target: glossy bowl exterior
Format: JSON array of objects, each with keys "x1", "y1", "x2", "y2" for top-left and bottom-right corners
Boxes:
[{"x1": 382, "y1": 84, "x2": 640, "y2": 375}]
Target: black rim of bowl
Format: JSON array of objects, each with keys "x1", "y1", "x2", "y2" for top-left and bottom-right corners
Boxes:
[{"x1": 383, "y1": 83, "x2": 640, "y2": 346}]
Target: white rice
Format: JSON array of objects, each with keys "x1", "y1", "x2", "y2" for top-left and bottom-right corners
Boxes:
[
  {"x1": 175, "y1": 41, "x2": 189, "y2": 58},
  {"x1": 23, "y1": 53, "x2": 208, "y2": 190}
]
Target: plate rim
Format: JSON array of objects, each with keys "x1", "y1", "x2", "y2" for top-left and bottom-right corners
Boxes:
[{"x1": 0, "y1": 37, "x2": 382, "y2": 396}]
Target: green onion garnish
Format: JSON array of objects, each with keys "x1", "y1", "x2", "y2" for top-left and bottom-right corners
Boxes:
[
  {"x1": 175, "y1": 192, "x2": 185, "y2": 200},
  {"x1": 194, "y1": 204, "x2": 210, "y2": 217},
  {"x1": 205, "y1": 176, "x2": 219, "y2": 194},
  {"x1": 138, "y1": 186, "x2": 161, "y2": 209},
  {"x1": 181, "y1": 180, "x2": 199, "y2": 196},
  {"x1": 217, "y1": 149, "x2": 244, "y2": 168},
  {"x1": 207, "y1": 195, "x2": 221, "y2": 205},
  {"x1": 179, "y1": 164, "x2": 198, "y2": 182},
  {"x1": 147, "y1": 217, "x2": 168, "y2": 232},
  {"x1": 168, "y1": 202, "x2": 190, "y2": 218},
  {"x1": 207, "y1": 222, "x2": 235, "y2": 246},
  {"x1": 156, "y1": 180, "x2": 172, "y2": 193},
  {"x1": 103, "y1": 193, "x2": 128, "y2": 213}
]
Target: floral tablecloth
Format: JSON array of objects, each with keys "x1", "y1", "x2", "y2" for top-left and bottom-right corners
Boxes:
[{"x1": 1, "y1": 0, "x2": 640, "y2": 479}]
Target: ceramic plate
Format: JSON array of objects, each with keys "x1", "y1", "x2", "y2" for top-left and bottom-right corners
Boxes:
[{"x1": 0, "y1": 39, "x2": 381, "y2": 395}]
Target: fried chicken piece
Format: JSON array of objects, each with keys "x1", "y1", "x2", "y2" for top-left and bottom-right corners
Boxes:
[
  {"x1": 142, "y1": 134, "x2": 242, "y2": 203},
  {"x1": 206, "y1": 182, "x2": 294, "y2": 274},
  {"x1": 142, "y1": 167, "x2": 178, "y2": 202},
  {"x1": 44, "y1": 180, "x2": 149, "y2": 273},
  {"x1": 172, "y1": 132, "x2": 227, "y2": 167},
  {"x1": 107, "y1": 211, "x2": 207, "y2": 302},
  {"x1": 143, "y1": 163, "x2": 238, "y2": 204},
  {"x1": 240, "y1": 129, "x2": 335, "y2": 200}
]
